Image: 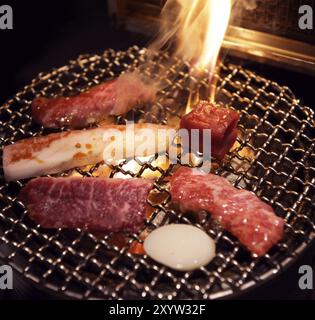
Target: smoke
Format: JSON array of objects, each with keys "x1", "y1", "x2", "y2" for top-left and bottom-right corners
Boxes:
[
  {"x1": 230, "y1": 0, "x2": 257, "y2": 30},
  {"x1": 240, "y1": 0, "x2": 257, "y2": 11}
]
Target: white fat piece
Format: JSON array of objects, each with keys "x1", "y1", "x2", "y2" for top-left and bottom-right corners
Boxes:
[{"x1": 144, "y1": 224, "x2": 216, "y2": 271}]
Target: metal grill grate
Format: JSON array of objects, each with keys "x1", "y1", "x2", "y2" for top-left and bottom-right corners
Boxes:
[{"x1": 0, "y1": 46, "x2": 314, "y2": 299}]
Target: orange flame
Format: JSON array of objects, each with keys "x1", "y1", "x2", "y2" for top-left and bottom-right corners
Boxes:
[
  {"x1": 151, "y1": 0, "x2": 232, "y2": 111},
  {"x1": 152, "y1": 0, "x2": 232, "y2": 72}
]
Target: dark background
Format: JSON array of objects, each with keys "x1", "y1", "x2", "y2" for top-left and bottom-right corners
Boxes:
[
  {"x1": 0, "y1": 0, "x2": 148, "y2": 105},
  {"x1": 0, "y1": 0, "x2": 314, "y2": 300}
]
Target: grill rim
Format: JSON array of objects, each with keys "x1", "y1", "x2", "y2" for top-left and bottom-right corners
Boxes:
[
  {"x1": 0, "y1": 45, "x2": 314, "y2": 300},
  {"x1": 1, "y1": 233, "x2": 314, "y2": 299}
]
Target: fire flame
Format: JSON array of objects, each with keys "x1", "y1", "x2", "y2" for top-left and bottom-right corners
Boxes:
[
  {"x1": 151, "y1": 0, "x2": 232, "y2": 111},
  {"x1": 151, "y1": 0, "x2": 232, "y2": 72}
]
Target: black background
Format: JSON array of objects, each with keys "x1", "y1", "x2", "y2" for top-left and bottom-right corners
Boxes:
[{"x1": 0, "y1": 0, "x2": 148, "y2": 105}]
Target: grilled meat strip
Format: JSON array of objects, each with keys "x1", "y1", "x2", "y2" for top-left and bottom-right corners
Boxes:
[
  {"x1": 32, "y1": 73, "x2": 157, "y2": 128},
  {"x1": 20, "y1": 177, "x2": 153, "y2": 232},
  {"x1": 170, "y1": 167, "x2": 284, "y2": 256}
]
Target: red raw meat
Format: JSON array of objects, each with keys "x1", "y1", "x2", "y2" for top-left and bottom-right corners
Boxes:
[
  {"x1": 20, "y1": 177, "x2": 153, "y2": 232},
  {"x1": 170, "y1": 167, "x2": 284, "y2": 256},
  {"x1": 32, "y1": 73, "x2": 157, "y2": 128},
  {"x1": 180, "y1": 101, "x2": 240, "y2": 160}
]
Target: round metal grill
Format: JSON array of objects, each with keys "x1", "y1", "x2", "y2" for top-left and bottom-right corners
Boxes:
[{"x1": 0, "y1": 46, "x2": 314, "y2": 299}]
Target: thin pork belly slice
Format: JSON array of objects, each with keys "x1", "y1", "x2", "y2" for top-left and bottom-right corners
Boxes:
[
  {"x1": 170, "y1": 167, "x2": 284, "y2": 256},
  {"x1": 3, "y1": 124, "x2": 176, "y2": 181},
  {"x1": 180, "y1": 101, "x2": 240, "y2": 160},
  {"x1": 32, "y1": 72, "x2": 157, "y2": 128},
  {"x1": 20, "y1": 177, "x2": 153, "y2": 232}
]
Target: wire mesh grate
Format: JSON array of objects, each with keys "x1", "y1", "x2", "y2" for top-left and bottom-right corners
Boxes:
[{"x1": 0, "y1": 46, "x2": 314, "y2": 299}]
